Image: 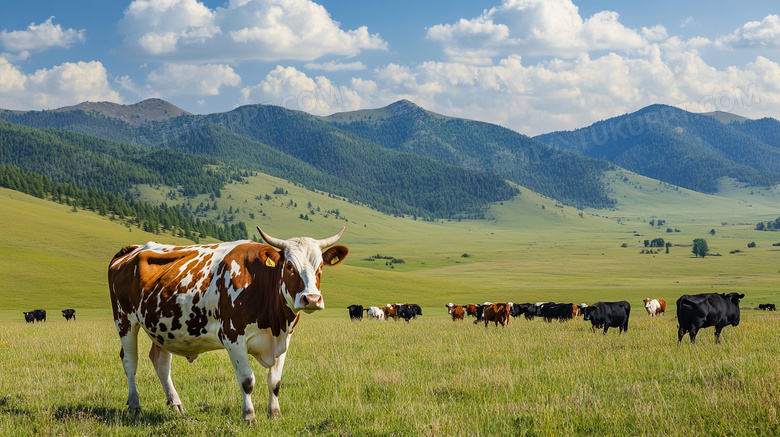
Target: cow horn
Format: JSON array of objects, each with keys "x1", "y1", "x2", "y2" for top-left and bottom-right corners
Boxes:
[
  {"x1": 257, "y1": 227, "x2": 287, "y2": 249},
  {"x1": 318, "y1": 227, "x2": 346, "y2": 249}
]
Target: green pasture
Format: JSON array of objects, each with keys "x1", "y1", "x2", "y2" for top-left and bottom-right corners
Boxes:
[
  {"x1": 0, "y1": 309, "x2": 778, "y2": 436},
  {"x1": 2, "y1": 173, "x2": 780, "y2": 435}
]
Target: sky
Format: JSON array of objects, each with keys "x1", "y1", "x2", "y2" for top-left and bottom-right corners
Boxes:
[{"x1": 1, "y1": 0, "x2": 779, "y2": 135}]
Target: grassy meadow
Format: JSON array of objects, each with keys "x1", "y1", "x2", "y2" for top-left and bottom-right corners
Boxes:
[
  {"x1": 0, "y1": 310, "x2": 778, "y2": 436},
  {"x1": 2, "y1": 169, "x2": 780, "y2": 435}
]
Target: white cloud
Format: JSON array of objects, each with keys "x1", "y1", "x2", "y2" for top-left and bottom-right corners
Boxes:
[
  {"x1": 240, "y1": 65, "x2": 365, "y2": 114},
  {"x1": 304, "y1": 61, "x2": 366, "y2": 71},
  {"x1": 0, "y1": 59, "x2": 121, "y2": 110},
  {"x1": 0, "y1": 57, "x2": 26, "y2": 93},
  {"x1": 0, "y1": 17, "x2": 85, "y2": 53},
  {"x1": 119, "y1": 0, "x2": 386, "y2": 62},
  {"x1": 357, "y1": 42, "x2": 780, "y2": 135},
  {"x1": 146, "y1": 63, "x2": 241, "y2": 95},
  {"x1": 426, "y1": 0, "x2": 649, "y2": 63},
  {"x1": 715, "y1": 14, "x2": 780, "y2": 50}
]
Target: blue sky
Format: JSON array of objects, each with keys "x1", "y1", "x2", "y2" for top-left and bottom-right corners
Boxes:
[{"x1": 1, "y1": 0, "x2": 779, "y2": 135}]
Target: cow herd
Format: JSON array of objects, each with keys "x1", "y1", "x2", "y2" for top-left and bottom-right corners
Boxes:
[
  {"x1": 347, "y1": 303, "x2": 422, "y2": 322},
  {"x1": 439, "y1": 292, "x2": 757, "y2": 344},
  {"x1": 22, "y1": 309, "x2": 76, "y2": 323}
]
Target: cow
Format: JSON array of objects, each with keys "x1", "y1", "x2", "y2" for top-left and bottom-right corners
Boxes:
[
  {"x1": 382, "y1": 304, "x2": 398, "y2": 320},
  {"x1": 758, "y1": 303, "x2": 776, "y2": 311},
  {"x1": 463, "y1": 304, "x2": 479, "y2": 318},
  {"x1": 396, "y1": 304, "x2": 415, "y2": 322},
  {"x1": 446, "y1": 304, "x2": 465, "y2": 321},
  {"x1": 643, "y1": 298, "x2": 667, "y2": 316},
  {"x1": 677, "y1": 292, "x2": 744, "y2": 344},
  {"x1": 108, "y1": 227, "x2": 348, "y2": 422},
  {"x1": 23, "y1": 312, "x2": 35, "y2": 323},
  {"x1": 480, "y1": 303, "x2": 511, "y2": 327},
  {"x1": 512, "y1": 303, "x2": 536, "y2": 320},
  {"x1": 32, "y1": 309, "x2": 46, "y2": 322},
  {"x1": 62, "y1": 309, "x2": 76, "y2": 321},
  {"x1": 537, "y1": 303, "x2": 574, "y2": 322},
  {"x1": 366, "y1": 307, "x2": 385, "y2": 320},
  {"x1": 347, "y1": 305, "x2": 364, "y2": 320},
  {"x1": 581, "y1": 301, "x2": 630, "y2": 334}
]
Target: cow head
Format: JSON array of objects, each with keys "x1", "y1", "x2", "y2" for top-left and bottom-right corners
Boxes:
[
  {"x1": 581, "y1": 306, "x2": 595, "y2": 321},
  {"x1": 258, "y1": 227, "x2": 349, "y2": 314},
  {"x1": 723, "y1": 292, "x2": 745, "y2": 305}
]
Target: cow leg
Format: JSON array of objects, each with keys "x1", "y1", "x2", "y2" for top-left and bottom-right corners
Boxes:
[
  {"x1": 266, "y1": 352, "x2": 287, "y2": 419},
  {"x1": 714, "y1": 325, "x2": 724, "y2": 344},
  {"x1": 149, "y1": 343, "x2": 184, "y2": 414},
  {"x1": 119, "y1": 323, "x2": 141, "y2": 413},
  {"x1": 677, "y1": 326, "x2": 685, "y2": 343},
  {"x1": 225, "y1": 345, "x2": 256, "y2": 423},
  {"x1": 689, "y1": 327, "x2": 698, "y2": 344}
]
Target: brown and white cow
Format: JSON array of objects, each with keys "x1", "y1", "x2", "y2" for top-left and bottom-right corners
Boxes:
[
  {"x1": 108, "y1": 227, "x2": 348, "y2": 422},
  {"x1": 446, "y1": 303, "x2": 465, "y2": 321},
  {"x1": 643, "y1": 298, "x2": 667, "y2": 316}
]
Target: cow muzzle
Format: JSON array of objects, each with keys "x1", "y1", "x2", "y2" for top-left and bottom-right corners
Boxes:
[{"x1": 299, "y1": 294, "x2": 324, "y2": 311}]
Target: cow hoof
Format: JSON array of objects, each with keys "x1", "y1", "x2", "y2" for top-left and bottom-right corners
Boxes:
[
  {"x1": 170, "y1": 403, "x2": 185, "y2": 414},
  {"x1": 127, "y1": 406, "x2": 141, "y2": 416},
  {"x1": 243, "y1": 412, "x2": 257, "y2": 424},
  {"x1": 267, "y1": 408, "x2": 282, "y2": 420}
]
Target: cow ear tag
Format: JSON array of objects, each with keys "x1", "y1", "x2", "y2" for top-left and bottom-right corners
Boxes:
[
  {"x1": 330, "y1": 256, "x2": 340, "y2": 265},
  {"x1": 265, "y1": 258, "x2": 276, "y2": 268}
]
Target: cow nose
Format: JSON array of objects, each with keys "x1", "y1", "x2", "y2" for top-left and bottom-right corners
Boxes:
[{"x1": 301, "y1": 294, "x2": 324, "y2": 309}]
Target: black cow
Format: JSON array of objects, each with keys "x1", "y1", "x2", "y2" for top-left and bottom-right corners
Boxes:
[
  {"x1": 758, "y1": 303, "x2": 776, "y2": 311},
  {"x1": 677, "y1": 292, "x2": 744, "y2": 344},
  {"x1": 582, "y1": 301, "x2": 630, "y2": 334},
  {"x1": 514, "y1": 303, "x2": 536, "y2": 320},
  {"x1": 473, "y1": 305, "x2": 485, "y2": 323},
  {"x1": 396, "y1": 304, "x2": 415, "y2": 322},
  {"x1": 538, "y1": 302, "x2": 574, "y2": 322},
  {"x1": 347, "y1": 304, "x2": 364, "y2": 320},
  {"x1": 62, "y1": 309, "x2": 76, "y2": 321},
  {"x1": 409, "y1": 304, "x2": 422, "y2": 317},
  {"x1": 23, "y1": 312, "x2": 35, "y2": 323},
  {"x1": 33, "y1": 309, "x2": 46, "y2": 322}
]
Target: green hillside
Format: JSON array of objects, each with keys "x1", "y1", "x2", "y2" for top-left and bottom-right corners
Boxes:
[
  {"x1": 4, "y1": 166, "x2": 780, "y2": 315},
  {"x1": 322, "y1": 100, "x2": 615, "y2": 209},
  {"x1": 535, "y1": 104, "x2": 780, "y2": 193}
]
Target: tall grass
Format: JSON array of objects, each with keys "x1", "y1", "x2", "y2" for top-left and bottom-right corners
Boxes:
[{"x1": 1, "y1": 309, "x2": 778, "y2": 436}]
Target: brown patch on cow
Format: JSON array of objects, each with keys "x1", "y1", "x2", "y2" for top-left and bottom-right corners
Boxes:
[
  {"x1": 273, "y1": 381, "x2": 281, "y2": 397},
  {"x1": 242, "y1": 377, "x2": 254, "y2": 394},
  {"x1": 216, "y1": 243, "x2": 295, "y2": 342},
  {"x1": 186, "y1": 307, "x2": 209, "y2": 337},
  {"x1": 112, "y1": 245, "x2": 139, "y2": 261},
  {"x1": 451, "y1": 305, "x2": 464, "y2": 321}
]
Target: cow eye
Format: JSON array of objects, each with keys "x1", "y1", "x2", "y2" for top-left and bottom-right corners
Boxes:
[{"x1": 286, "y1": 263, "x2": 295, "y2": 272}]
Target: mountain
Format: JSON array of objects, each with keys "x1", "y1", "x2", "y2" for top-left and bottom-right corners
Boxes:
[
  {"x1": 320, "y1": 100, "x2": 615, "y2": 209},
  {"x1": 534, "y1": 104, "x2": 780, "y2": 193},
  {"x1": 0, "y1": 102, "x2": 519, "y2": 219}
]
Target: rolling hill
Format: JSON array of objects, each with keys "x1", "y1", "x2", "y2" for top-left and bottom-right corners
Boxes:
[{"x1": 534, "y1": 104, "x2": 780, "y2": 193}]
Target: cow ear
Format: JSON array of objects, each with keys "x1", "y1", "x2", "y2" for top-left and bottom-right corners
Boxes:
[
  {"x1": 259, "y1": 246, "x2": 281, "y2": 268},
  {"x1": 323, "y1": 245, "x2": 349, "y2": 266},
  {"x1": 739, "y1": 294, "x2": 745, "y2": 299}
]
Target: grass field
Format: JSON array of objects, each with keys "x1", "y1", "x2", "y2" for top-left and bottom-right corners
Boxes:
[
  {"x1": 1, "y1": 309, "x2": 778, "y2": 436},
  {"x1": 2, "y1": 171, "x2": 780, "y2": 435}
]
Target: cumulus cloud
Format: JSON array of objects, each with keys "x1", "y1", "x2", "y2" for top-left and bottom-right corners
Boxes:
[
  {"x1": 146, "y1": 63, "x2": 241, "y2": 95},
  {"x1": 358, "y1": 42, "x2": 780, "y2": 135},
  {"x1": 119, "y1": 0, "x2": 386, "y2": 62},
  {"x1": 426, "y1": 0, "x2": 648, "y2": 63},
  {"x1": 240, "y1": 65, "x2": 365, "y2": 114},
  {"x1": 0, "y1": 59, "x2": 121, "y2": 110},
  {"x1": 304, "y1": 61, "x2": 366, "y2": 71},
  {"x1": 715, "y1": 14, "x2": 780, "y2": 50},
  {"x1": 0, "y1": 17, "x2": 85, "y2": 53}
]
